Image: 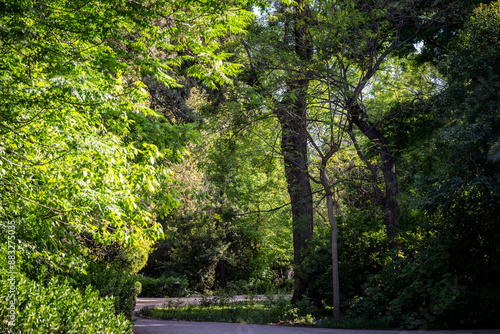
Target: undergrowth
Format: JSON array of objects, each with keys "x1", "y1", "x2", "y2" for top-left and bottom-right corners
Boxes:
[{"x1": 138, "y1": 296, "x2": 390, "y2": 329}]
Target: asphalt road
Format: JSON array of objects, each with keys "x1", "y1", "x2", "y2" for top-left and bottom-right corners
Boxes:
[{"x1": 133, "y1": 297, "x2": 500, "y2": 334}]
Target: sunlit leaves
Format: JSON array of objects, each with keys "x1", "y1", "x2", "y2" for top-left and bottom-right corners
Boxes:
[{"x1": 0, "y1": 0, "x2": 253, "y2": 275}]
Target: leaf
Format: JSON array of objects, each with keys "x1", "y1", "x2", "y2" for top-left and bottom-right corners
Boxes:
[{"x1": 488, "y1": 137, "x2": 500, "y2": 162}]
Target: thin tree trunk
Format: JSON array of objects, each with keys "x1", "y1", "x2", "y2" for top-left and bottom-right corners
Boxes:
[
  {"x1": 327, "y1": 193, "x2": 340, "y2": 321},
  {"x1": 218, "y1": 259, "x2": 227, "y2": 289},
  {"x1": 321, "y1": 169, "x2": 340, "y2": 321}
]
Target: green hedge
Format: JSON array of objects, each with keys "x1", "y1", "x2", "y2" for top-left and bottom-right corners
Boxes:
[
  {"x1": 0, "y1": 274, "x2": 132, "y2": 333},
  {"x1": 137, "y1": 275, "x2": 188, "y2": 297},
  {"x1": 72, "y1": 262, "x2": 138, "y2": 320}
]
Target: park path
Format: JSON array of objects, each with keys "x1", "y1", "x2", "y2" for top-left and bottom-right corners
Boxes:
[{"x1": 133, "y1": 297, "x2": 500, "y2": 334}]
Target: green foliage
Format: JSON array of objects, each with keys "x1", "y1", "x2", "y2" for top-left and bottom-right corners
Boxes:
[
  {"x1": 408, "y1": 0, "x2": 500, "y2": 258},
  {"x1": 0, "y1": 0, "x2": 253, "y2": 277},
  {"x1": 224, "y1": 279, "x2": 293, "y2": 295},
  {"x1": 488, "y1": 137, "x2": 500, "y2": 162},
  {"x1": 141, "y1": 209, "x2": 229, "y2": 292},
  {"x1": 351, "y1": 1, "x2": 500, "y2": 329},
  {"x1": 0, "y1": 1, "x2": 255, "y2": 331},
  {"x1": 0, "y1": 274, "x2": 132, "y2": 333},
  {"x1": 136, "y1": 275, "x2": 188, "y2": 298},
  {"x1": 455, "y1": 1, "x2": 500, "y2": 164},
  {"x1": 141, "y1": 121, "x2": 293, "y2": 291},
  {"x1": 199, "y1": 94, "x2": 294, "y2": 286},
  {"x1": 134, "y1": 281, "x2": 142, "y2": 296},
  {"x1": 139, "y1": 300, "x2": 278, "y2": 324},
  {"x1": 139, "y1": 115, "x2": 293, "y2": 293},
  {"x1": 4, "y1": 0, "x2": 498, "y2": 331},
  {"x1": 71, "y1": 262, "x2": 138, "y2": 320},
  {"x1": 441, "y1": 285, "x2": 500, "y2": 328},
  {"x1": 139, "y1": 297, "x2": 298, "y2": 325},
  {"x1": 78, "y1": 231, "x2": 153, "y2": 276},
  {"x1": 295, "y1": 212, "x2": 389, "y2": 309},
  {"x1": 348, "y1": 237, "x2": 500, "y2": 329},
  {"x1": 139, "y1": 296, "x2": 390, "y2": 329},
  {"x1": 120, "y1": 235, "x2": 154, "y2": 274}
]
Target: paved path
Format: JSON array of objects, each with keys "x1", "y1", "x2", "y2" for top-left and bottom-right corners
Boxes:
[{"x1": 133, "y1": 298, "x2": 500, "y2": 334}]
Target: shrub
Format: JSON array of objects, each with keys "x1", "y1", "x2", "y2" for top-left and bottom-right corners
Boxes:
[
  {"x1": 72, "y1": 262, "x2": 138, "y2": 320},
  {"x1": 134, "y1": 281, "x2": 142, "y2": 295},
  {"x1": 140, "y1": 209, "x2": 229, "y2": 292},
  {"x1": 347, "y1": 250, "x2": 500, "y2": 329},
  {"x1": 136, "y1": 275, "x2": 188, "y2": 297},
  {"x1": 223, "y1": 278, "x2": 290, "y2": 295},
  {"x1": 294, "y1": 220, "x2": 388, "y2": 309},
  {"x1": 0, "y1": 274, "x2": 132, "y2": 333}
]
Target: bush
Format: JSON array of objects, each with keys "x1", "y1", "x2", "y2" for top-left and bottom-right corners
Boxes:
[
  {"x1": 294, "y1": 219, "x2": 388, "y2": 308},
  {"x1": 439, "y1": 285, "x2": 500, "y2": 329},
  {"x1": 0, "y1": 274, "x2": 132, "y2": 333},
  {"x1": 347, "y1": 249, "x2": 500, "y2": 329},
  {"x1": 134, "y1": 281, "x2": 142, "y2": 295},
  {"x1": 72, "y1": 262, "x2": 138, "y2": 320},
  {"x1": 140, "y1": 209, "x2": 228, "y2": 292},
  {"x1": 137, "y1": 275, "x2": 189, "y2": 297},
  {"x1": 223, "y1": 278, "x2": 292, "y2": 295}
]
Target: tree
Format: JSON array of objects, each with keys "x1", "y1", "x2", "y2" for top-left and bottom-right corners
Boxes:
[
  {"x1": 0, "y1": 0, "x2": 252, "y2": 278},
  {"x1": 308, "y1": 0, "x2": 459, "y2": 245},
  {"x1": 225, "y1": 0, "x2": 317, "y2": 303},
  {"x1": 275, "y1": 0, "x2": 316, "y2": 304},
  {"x1": 236, "y1": 0, "x2": 470, "y2": 316},
  {"x1": 139, "y1": 79, "x2": 295, "y2": 291},
  {"x1": 347, "y1": 2, "x2": 500, "y2": 328}
]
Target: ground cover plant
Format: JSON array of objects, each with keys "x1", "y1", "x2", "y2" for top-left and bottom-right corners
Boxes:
[{"x1": 0, "y1": 275, "x2": 132, "y2": 333}]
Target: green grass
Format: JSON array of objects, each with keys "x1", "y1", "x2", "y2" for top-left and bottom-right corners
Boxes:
[
  {"x1": 138, "y1": 298, "x2": 391, "y2": 329},
  {"x1": 142, "y1": 302, "x2": 276, "y2": 324}
]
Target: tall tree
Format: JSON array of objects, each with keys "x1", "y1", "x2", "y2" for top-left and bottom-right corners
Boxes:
[
  {"x1": 348, "y1": 3, "x2": 500, "y2": 328},
  {"x1": 0, "y1": 0, "x2": 252, "y2": 276},
  {"x1": 306, "y1": 0, "x2": 470, "y2": 246},
  {"x1": 236, "y1": 0, "x2": 471, "y2": 311},
  {"x1": 237, "y1": 0, "x2": 317, "y2": 303},
  {"x1": 275, "y1": 0, "x2": 315, "y2": 304}
]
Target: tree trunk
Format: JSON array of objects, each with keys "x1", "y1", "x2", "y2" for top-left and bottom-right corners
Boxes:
[
  {"x1": 277, "y1": 99, "x2": 314, "y2": 304},
  {"x1": 218, "y1": 259, "x2": 227, "y2": 289},
  {"x1": 276, "y1": 0, "x2": 314, "y2": 305},
  {"x1": 327, "y1": 192, "x2": 340, "y2": 321},
  {"x1": 350, "y1": 104, "x2": 400, "y2": 244},
  {"x1": 321, "y1": 169, "x2": 340, "y2": 321}
]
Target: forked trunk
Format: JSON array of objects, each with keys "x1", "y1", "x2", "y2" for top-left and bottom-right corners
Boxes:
[{"x1": 350, "y1": 104, "x2": 400, "y2": 246}]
